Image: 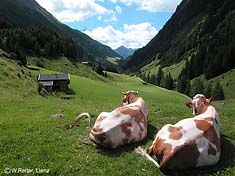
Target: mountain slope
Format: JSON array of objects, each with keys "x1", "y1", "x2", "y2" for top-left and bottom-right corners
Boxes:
[
  {"x1": 115, "y1": 46, "x2": 136, "y2": 59},
  {"x1": 124, "y1": 0, "x2": 235, "y2": 78},
  {"x1": 0, "y1": 0, "x2": 121, "y2": 64}
]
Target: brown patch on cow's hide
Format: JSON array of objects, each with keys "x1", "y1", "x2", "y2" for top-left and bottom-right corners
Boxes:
[
  {"x1": 204, "y1": 126, "x2": 220, "y2": 152},
  {"x1": 120, "y1": 122, "x2": 132, "y2": 144},
  {"x1": 136, "y1": 110, "x2": 147, "y2": 139},
  {"x1": 118, "y1": 106, "x2": 147, "y2": 140},
  {"x1": 117, "y1": 107, "x2": 136, "y2": 116},
  {"x1": 130, "y1": 96, "x2": 139, "y2": 103},
  {"x1": 208, "y1": 143, "x2": 217, "y2": 155},
  {"x1": 168, "y1": 126, "x2": 183, "y2": 140},
  {"x1": 160, "y1": 141, "x2": 200, "y2": 170},
  {"x1": 152, "y1": 138, "x2": 173, "y2": 167},
  {"x1": 194, "y1": 119, "x2": 211, "y2": 131}
]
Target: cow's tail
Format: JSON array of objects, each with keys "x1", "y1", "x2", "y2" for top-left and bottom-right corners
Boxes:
[
  {"x1": 135, "y1": 146, "x2": 160, "y2": 168},
  {"x1": 69, "y1": 112, "x2": 91, "y2": 129}
]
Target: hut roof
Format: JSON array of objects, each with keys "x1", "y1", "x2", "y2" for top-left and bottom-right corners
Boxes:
[{"x1": 37, "y1": 73, "x2": 70, "y2": 81}]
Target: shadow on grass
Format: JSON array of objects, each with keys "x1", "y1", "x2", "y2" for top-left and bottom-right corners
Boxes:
[
  {"x1": 59, "y1": 88, "x2": 76, "y2": 100},
  {"x1": 95, "y1": 122, "x2": 158, "y2": 157},
  {"x1": 65, "y1": 88, "x2": 76, "y2": 95},
  {"x1": 163, "y1": 134, "x2": 235, "y2": 176}
]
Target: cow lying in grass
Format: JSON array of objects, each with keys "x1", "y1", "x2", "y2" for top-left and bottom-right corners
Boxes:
[
  {"x1": 88, "y1": 90, "x2": 148, "y2": 148},
  {"x1": 136, "y1": 94, "x2": 221, "y2": 170}
]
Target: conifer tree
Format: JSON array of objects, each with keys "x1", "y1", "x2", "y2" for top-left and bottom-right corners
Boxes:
[
  {"x1": 16, "y1": 47, "x2": 27, "y2": 66},
  {"x1": 146, "y1": 72, "x2": 150, "y2": 83},
  {"x1": 149, "y1": 74, "x2": 156, "y2": 84},
  {"x1": 0, "y1": 39, "x2": 3, "y2": 49},
  {"x1": 34, "y1": 41, "x2": 41, "y2": 56},
  {"x1": 177, "y1": 60, "x2": 190, "y2": 93},
  {"x1": 141, "y1": 73, "x2": 147, "y2": 82},
  {"x1": 184, "y1": 80, "x2": 191, "y2": 96},
  {"x1": 167, "y1": 73, "x2": 174, "y2": 90},
  {"x1": 156, "y1": 67, "x2": 163, "y2": 86},
  {"x1": 192, "y1": 78, "x2": 204, "y2": 96},
  {"x1": 95, "y1": 64, "x2": 104, "y2": 76},
  {"x1": 204, "y1": 82, "x2": 212, "y2": 97},
  {"x1": 177, "y1": 73, "x2": 188, "y2": 93},
  {"x1": 196, "y1": 79, "x2": 204, "y2": 94},
  {"x1": 212, "y1": 81, "x2": 225, "y2": 100},
  {"x1": 164, "y1": 73, "x2": 174, "y2": 90},
  {"x1": 160, "y1": 74, "x2": 166, "y2": 88}
]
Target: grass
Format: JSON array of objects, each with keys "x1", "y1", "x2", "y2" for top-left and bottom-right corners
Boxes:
[
  {"x1": 27, "y1": 56, "x2": 110, "y2": 82},
  {"x1": 210, "y1": 69, "x2": 235, "y2": 99},
  {"x1": 191, "y1": 69, "x2": 235, "y2": 99},
  {"x1": 140, "y1": 58, "x2": 235, "y2": 99},
  {"x1": 106, "y1": 57, "x2": 122, "y2": 65},
  {"x1": 0, "y1": 56, "x2": 235, "y2": 176},
  {"x1": 139, "y1": 59, "x2": 185, "y2": 80},
  {"x1": 162, "y1": 60, "x2": 186, "y2": 80}
]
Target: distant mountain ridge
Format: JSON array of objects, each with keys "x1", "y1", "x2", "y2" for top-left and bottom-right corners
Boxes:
[
  {"x1": 0, "y1": 0, "x2": 122, "y2": 66},
  {"x1": 115, "y1": 46, "x2": 137, "y2": 59}
]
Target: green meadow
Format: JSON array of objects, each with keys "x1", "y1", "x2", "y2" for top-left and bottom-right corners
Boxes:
[{"x1": 0, "y1": 57, "x2": 235, "y2": 176}]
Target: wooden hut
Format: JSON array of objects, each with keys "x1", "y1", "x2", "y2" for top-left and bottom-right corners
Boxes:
[{"x1": 37, "y1": 73, "x2": 70, "y2": 93}]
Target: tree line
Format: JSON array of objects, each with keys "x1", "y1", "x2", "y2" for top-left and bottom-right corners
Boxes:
[
  {"x1": 140, "y1": 67, "x2": 174, "y2": 90},
  {"x1": 139, "y1": 65, "x2": 225, "y2": 100},
  {"x1": 0, "y1": 24, "x2": 85, "y2": 66}
]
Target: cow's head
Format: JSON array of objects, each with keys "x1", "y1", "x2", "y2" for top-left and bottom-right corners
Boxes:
[
  {"x1": 186, "y1": 94, "x2": 212, "y2": 116},
  {"x1": 122, "y1": 90, "x2": 139, "y2": 105}
]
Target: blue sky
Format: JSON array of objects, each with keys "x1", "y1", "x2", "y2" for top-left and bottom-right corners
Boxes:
[{"x1": 36, "y1": 0, "x2": 182, "y2": 49}]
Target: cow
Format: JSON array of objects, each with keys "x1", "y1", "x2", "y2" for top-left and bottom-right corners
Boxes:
[
  {"x1": 142, "y1": 94, "x2": 221, "y2": 170},
  {"x1": 89, "y1": 90, "x2": 148, "y2": 148}
]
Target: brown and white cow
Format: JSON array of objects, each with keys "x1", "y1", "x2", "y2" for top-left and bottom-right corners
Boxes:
[
  {"x1": 146, "y1": 94, "x2": 221, "y2": 170},
  {"x1": 89, "y1": 90, "x2": 148, "y2": 148}
]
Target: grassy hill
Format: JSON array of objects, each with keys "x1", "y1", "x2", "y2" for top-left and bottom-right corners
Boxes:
[
  {"x1": 139, "y1": 58, "x2": 235, "y2": 99},
  {"x1": 190, "y1": 69, "x2": 235, "y2": 99},
  {"x1": 0, "y1": 56, "x2": 235, "y2": 175},
  {"x1": 27, "y1": 56, "x2": 110, "y2": 82}
]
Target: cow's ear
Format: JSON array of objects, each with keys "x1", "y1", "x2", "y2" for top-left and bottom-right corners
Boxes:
[
  {"x1": 206, "y1": 97, "x2": 213, "y2": 104},
  {"x1": 185, "y1": 102, "x2": 192, "y2": 108}
]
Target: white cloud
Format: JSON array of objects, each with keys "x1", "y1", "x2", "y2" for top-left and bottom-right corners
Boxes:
[
  {"x1": 36, "y1": 0, "x2": 110, "y2": 22},
  {"x1": 36, "y1": 0, "x2": 182, "y2": 23},
  {"x1": 119, "y1": 0, "x2": 182, "y2": 12},
  {"x1": 84, "y1": 23, "x2": 157, "y2": 49},
  {"x1": 110, "y1": 0, "x2": 118, "y2": 3},
  {"x1": 116, "y1": 6, "x2": 122, "y2": 13}
]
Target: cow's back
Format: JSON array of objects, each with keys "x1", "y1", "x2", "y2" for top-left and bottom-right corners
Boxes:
[{"x1": 90, "y1": 105, "x2": 147, "y2": 148}]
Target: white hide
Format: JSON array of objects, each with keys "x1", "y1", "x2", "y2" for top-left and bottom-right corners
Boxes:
[
  {"x1": 90, "y1": 97, "x2": 148, "y2": 148},
  {"x1": 151, "y1": 105, "x2": 220, "y2": 167}
]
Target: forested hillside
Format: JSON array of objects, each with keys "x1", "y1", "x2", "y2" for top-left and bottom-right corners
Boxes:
[
  {"x1": 126, "y1": 0, "x2": 235, "y2": 75},
  {"x1": 0, "y1": 0, "x2": 122, "y2": 69},
  {"x1": 124, "y1": 0, "x2": 235, "y2": 99},
  {"x1": 0, "y1": 26, "x2": 83, "y2": 65},
  {"x1": 125, "y1": 0, "x2": 235, "y2": 77}
]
